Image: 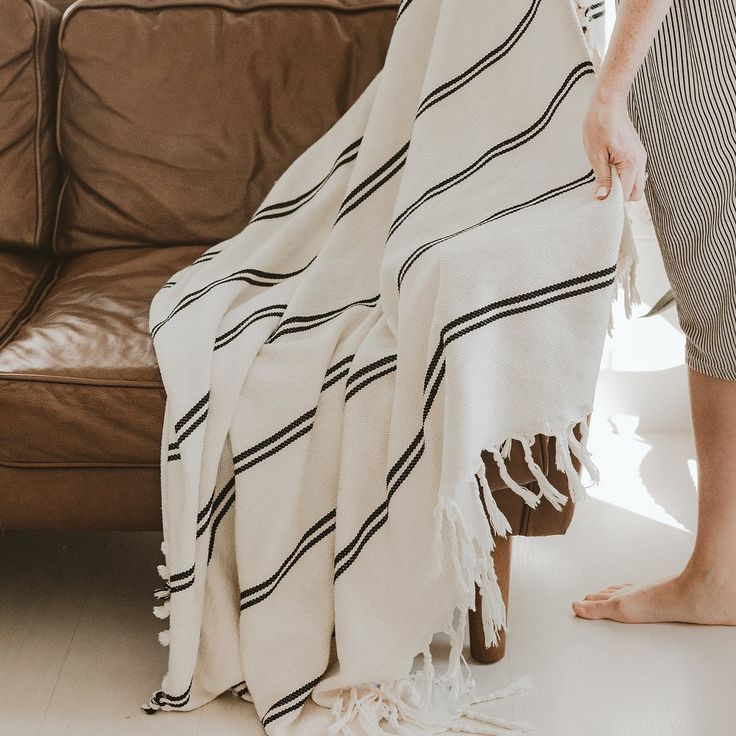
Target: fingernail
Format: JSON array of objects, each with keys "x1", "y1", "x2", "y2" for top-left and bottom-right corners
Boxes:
[{"x1": 595, "y1": 186, "x2": 609, "y2": 199}]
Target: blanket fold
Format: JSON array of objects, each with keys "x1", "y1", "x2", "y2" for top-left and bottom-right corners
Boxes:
[{"x1": 146, "y1": 1, "x2": 631, "y2": 733}]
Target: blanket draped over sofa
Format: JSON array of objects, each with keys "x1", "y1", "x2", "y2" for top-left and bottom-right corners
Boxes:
[{"x1": 146, "y1": 0, "x2": 632, "y2": 732}]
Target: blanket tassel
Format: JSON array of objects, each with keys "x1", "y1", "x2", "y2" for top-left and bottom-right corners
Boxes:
[
  {"x1": 609, "y1": 211, "x2": 642, "y2": 335},
  {"x1": 154, "y1": 551, "x2": 171, "y2": 646},
  {"x1": 326, "y1": 671, "x2": 535, "y2": 736},
  {"x1": 327, "y1": 415, "x2": 600, "y2": 734},
  {"x1": 327, "y1": 490, "x2": 532, "y2": 735}
]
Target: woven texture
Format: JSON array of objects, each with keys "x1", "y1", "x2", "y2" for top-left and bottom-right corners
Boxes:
[{"x1": 147, "y1": 1, "x2": 628, "y2": 732}]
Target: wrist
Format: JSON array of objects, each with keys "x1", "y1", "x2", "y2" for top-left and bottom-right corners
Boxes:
[
  {"x1": 592, "y1": 70, "x2": 631, "y2": 108},
  {"x1": 591, "y1": 81, "x2": 629, "y2": 111}
]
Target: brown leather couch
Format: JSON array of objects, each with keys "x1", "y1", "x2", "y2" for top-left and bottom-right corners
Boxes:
[{"x1": 0, "y1": 0, "x2": 576, "y2": 663}]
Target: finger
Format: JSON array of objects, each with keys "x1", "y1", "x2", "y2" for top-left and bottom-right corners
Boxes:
[
  {"x1": 629, "y1": 168, "x2": 647, "y2": 202},
  {"x1": 616, "y1": 163, "x2": 637, "y2": 201},
  {"x1": 592, "y1": 155, "x2": 613, "y2": 200}
]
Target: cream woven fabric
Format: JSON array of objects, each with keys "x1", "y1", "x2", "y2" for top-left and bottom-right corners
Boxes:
[{"x1": 146, "y1": 1, "x2": 631, "y2": 732}]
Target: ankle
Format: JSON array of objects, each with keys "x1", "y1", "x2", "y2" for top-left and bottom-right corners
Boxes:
[{"x1": 679, "y1": 559, "x2": 736, "y2": 589}]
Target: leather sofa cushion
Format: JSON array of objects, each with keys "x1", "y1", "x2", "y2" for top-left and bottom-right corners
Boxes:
[
  {"x1": 0, "y1": 250, "x2": 55, "y2": 343},
  {"x1": 0, "y1": 466, "x2": 164, "y2": 530},
  {"x1": 0, "y1": 245, "x2": 206, "y2": 465},
  {"x1": 0, "y1": 0, "x2": 62, "y2": 252},
  {"x1": 53, "y1": 0, "x2": 398, "y2": 254}
]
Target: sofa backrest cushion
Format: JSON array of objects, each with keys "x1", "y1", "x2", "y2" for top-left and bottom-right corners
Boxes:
[
  {"x1": 45, "y1": 0, "x2": 73, "y2": 10},
  {"x1": 0, "y1": 0, "x2": 62, "y2": 252},
  {"x1": 53, "y1": 0, "x2": 398, "y2": 254}
]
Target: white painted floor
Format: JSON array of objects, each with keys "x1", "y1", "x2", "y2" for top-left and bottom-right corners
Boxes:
[{"x1": 2, "y1": 422, "x2": 734, "y2": 736}]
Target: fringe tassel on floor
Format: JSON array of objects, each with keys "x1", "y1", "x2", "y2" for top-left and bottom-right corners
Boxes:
[{"x1": 325, "y1": 413, "x2": 599, "y2": 736}]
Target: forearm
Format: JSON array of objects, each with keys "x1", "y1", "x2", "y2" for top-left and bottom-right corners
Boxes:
[{"x1": 595, "y1": 0, "x2": 673, "y2": 103}]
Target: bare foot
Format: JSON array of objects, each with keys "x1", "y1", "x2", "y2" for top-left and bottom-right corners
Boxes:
[{"x1": 572, "y1": 571, "x2": 736, "y2": 625}]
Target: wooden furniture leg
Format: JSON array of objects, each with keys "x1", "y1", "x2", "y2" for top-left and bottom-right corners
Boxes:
[{"x1": 468, "y1": 534, "x2": 512, "y2": 663}]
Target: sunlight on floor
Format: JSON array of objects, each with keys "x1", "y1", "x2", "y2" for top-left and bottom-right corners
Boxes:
[{"x1": 585, "y1": 413, "x2": 695, "y2": 533}]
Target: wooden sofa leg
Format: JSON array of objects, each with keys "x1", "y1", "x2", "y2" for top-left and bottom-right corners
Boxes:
[{"x1": 468, "y1": 534, "x2": 512, "y2": 664}]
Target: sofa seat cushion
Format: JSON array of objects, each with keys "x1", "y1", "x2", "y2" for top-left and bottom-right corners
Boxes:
[
  {"x1": 0, "y1": 0, "x2": 62, "y2": 251},
  {"x1": 0, "y1": 249, "x2": 55, "y2": 343},
  {"x1": 0, "y1": 245, "x2": 206, "y2": 466}
]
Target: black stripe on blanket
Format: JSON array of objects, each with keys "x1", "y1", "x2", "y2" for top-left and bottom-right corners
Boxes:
[
  {"x1": 333, "y1": 142, "x2": 410, "y2": 225},
  {"x1": 233, "y1": 408, "x2": 317, "y2": 473},
  {"x1": 345, "y1": 354, "x2": 398, "y2": 402},
  {"x1": 169, "y1": 576, "x2": 196, "y2": 594},
  {"x1": 175, "y1": 392, "x2": 210, "y2": 433},
  {"x1": 322, "y1": 354, "x2": 356, "y2": 391},
  {"x1": 240, "y1": 509, "x2": 337, "y2": 610},
  {"x1": 397, "y1": 170, "x2": 596, "y2": 289},
  {"x1": 167, "y1": 392, "x2": 211, "y2": 462},
  {"x1": 386, "y1": 61, "x2": 595, "y2": 240},
  {"x1": 261, "y1": 676, "x2": 322, "y2": 728},
  {"x1": 333, "y1": 267, "x2": 616, "y2": 579},
  {"x1": 331, "y1": 4, "x2": 538, "y2": 230},
  {"x1": 234, "y1": 353, "x2": 405, "y2": 599},
  {"x1": 168, "y1": 407, "x2": 208, "y2": 461},
  {"x1": 207, "y1": 420, "x2": 313, "y2": 562},
  {"x1": 423, "y1": 264, "x2": 617, "y2": 392},
  {"x1": 207, "y1": 487, "x2": 237, "y2": 564},
  {"x1": 582, "y1": 1, "x2": 605, "y2": 26},
  {"x1": 150, "y1": 259, "x2": 314, "y2": 340},
  {"x1": 148, "y1": 681, "x2": 193, "y2": 710},
  {"x1": 214, "y1": 304, "x2": 287, "y2": 351},
  {"x1": 333, "y1": 429, "x2": 423, "y2": 572},
  {"x1": 415, "y1": 0, "x2": 542, "y2": 119},
  {"x1": 196, "y1": 355, "x2": 354, "y2": 566},
  {"x1": 191, "y1": 250, "x2": 222, "y2": 266},
  {"x1": 197, "y1": 477, "x2": 235, "y2": 539},
  {"x1": 396, "y1": 0, "x2": 415, "y2": 22},
  {"x1": 266, "y1": 295, "x2": 379, "y2": 343},
  {"x1": 249, "y1": 138, "x2": 362, "y2": 224},
  {"x1": 345, "y1": 354, "x2": 397, "y2": 389},
  {"x1": 231, "y1": 681, "x2": 249, "y2": 698},
  {"x1": 334, "y1": 436, "x2": 425, "y2": 581},
  {"x1": 159, "y1": 250, "x2": 223, "y2": 290},
  {"x1": 165, "y1": 563, "x2": 196, "y2": 593}
]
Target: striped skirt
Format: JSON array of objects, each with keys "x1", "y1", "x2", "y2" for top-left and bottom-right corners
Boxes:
[{"x1": 628, "y1": 0, "x2": 736, "y2": 381}]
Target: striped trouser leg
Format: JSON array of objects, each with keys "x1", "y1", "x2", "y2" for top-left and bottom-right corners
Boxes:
[{"x1": 627, "y1": 0, "x2": 736, "y2": 381}]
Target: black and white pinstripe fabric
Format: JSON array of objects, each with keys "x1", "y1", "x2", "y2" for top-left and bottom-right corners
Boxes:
[
  {"x1": 628, "y1": 0, "x2": 736, "y2": 381},
  {"x1": 145, "y1": 1, "x2": 630, "y2": 734}
]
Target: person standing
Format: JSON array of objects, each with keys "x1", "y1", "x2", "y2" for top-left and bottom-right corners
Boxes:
[{"x1": 573, "y1": 0, "x2": 736, "y2": 624}]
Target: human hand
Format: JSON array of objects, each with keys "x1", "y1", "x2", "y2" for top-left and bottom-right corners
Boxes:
[{"x1": 583, "y1": 91, "x2": 647, "y2": 202}]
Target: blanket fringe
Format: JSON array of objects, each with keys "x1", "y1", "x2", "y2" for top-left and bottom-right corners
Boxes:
[
  {"x1": 153, "y1": 600, "x2": 171, "y2": 619},
  {"x1": 327, "y1": 669, "x2": 535, "y2": 736},
  {"x1": 609, "y1": 211, "x2": 641, "y2": 335},
  {"x1": 155, "y1": 551, "x2": 171, "y2": 647},
  {"x1": 146, "y1": 419, "x2": 596, "y2": 728},
  {"x1": 327, "y1": 415, "x2": 597, "y2": 735},
  {"x1": 484, "y1": 416, "x2": 598, "y2": 510}
]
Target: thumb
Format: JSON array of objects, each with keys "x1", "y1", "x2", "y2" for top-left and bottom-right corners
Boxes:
[{"x1": 592, "y1": 154, "x2": 613, "y2": 200}]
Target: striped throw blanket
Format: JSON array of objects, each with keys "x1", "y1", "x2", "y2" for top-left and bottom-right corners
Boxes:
[{"x1": 145, "y1": 1, "x2": 633, "y2": 733}]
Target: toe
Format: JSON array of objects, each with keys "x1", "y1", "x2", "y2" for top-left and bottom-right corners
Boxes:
[
  {"x1": 584, "y1": 592, "x2": 615, "y2": 601},
  {"x1": 572, "y1": 598, "x2": 619, "y2": 620}
]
